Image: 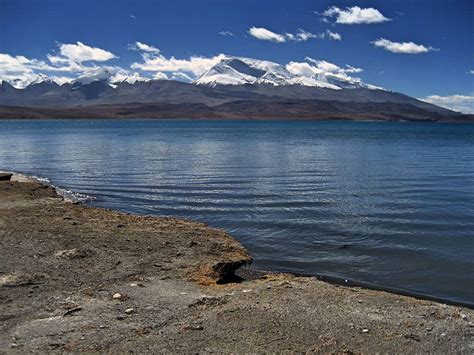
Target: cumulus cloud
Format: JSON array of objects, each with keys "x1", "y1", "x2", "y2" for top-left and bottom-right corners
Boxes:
[
  {"x1": 1, "y1": 42, "x2": 129, "y2": 88},
  {"x1": 372, "y1": 38, "x2": 437, "y2": 54},
  {"x1": 153, "y1": 72, "x2": 169, "y2": 80},
  {"x1": 322, "y1": 6, "x2": 390, "y2": 24},
  {"x1": 55, "y1": 42, "x2": 116, "y2": 63},
  {"x1": 286, "y1": 57, "x2": 364, "y2": 85},
  {"x1": 128, "y1": 41, "x2": 160, "y2": 54},
  {"x1": 249, "y1": 27, "x2": 341, "y2": 42},
  {"x1": 219, "y1": 31, "x2": 234, "y2": 37},
  {"x1": 0, "y1": 53, "x2": 72, "y2": 88},
  {"x1": 420, "y1": 95, "x2": 474, "y2": 114},
  {"x1": 248, "y1": 27, "x2": 286, "y2": 43},
  {"x1": 325, "y1": 30, "x2": 342, "y2": 41},
  {"x1": 130, "y1": 41, "x2": 225, "y2": 81}
]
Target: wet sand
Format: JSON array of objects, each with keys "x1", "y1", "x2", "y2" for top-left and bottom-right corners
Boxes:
[{"x1": 0, "y1": 174, "x2": 473, "y2": 353}]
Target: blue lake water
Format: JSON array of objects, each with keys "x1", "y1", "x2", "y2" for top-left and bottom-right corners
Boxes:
[{"x1": 1, "y1": 119, "x2": 473, "y2": 305}]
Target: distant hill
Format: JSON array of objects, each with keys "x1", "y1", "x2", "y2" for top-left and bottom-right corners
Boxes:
[{"x1": 0, "y1": 56, "x2": 470, "y2": 121}]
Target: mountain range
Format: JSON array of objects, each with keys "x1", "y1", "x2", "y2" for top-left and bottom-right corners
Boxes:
[{"x1": 0, "y1": 56, "x2": 470, "y2": 121}]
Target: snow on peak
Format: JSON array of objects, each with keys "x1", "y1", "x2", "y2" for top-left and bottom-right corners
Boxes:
[
  {"x1": 29, "y1": 73, "x2": 55, "y2": 85},
  {"x1": 195, "y1": 55, "x2": 380, "y2": 90},
  {"x1": 195, "y1": 56, "x2": 293, "y2": 87}
]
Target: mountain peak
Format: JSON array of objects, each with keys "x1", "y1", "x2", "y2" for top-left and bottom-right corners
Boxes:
[{"x1": 194, "y1": 55, "x2": 375, "y2": 90}]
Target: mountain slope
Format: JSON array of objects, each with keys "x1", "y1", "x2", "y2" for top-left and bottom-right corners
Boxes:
[
  {"x1": 0, "y1": 99, "x2": 469, "y2": 121},
  {"x1": 0, "y1": 55, "x2": 468, "y2": 121},
  {"x1": 195, "y1": 56, "x2": 368, "y2": 89}
]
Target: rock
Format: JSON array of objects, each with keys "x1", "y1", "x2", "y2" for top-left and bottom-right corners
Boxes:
[
  {"x1": 362, "y1": 329, "x2": 369, "y2": 333},
  {"x1": 404, "y1": 333, "x2": 421, "y2": 342},
  {"x1": 0, "y1": 272, "x2": 35, "y2": 287},
  {"x1": 124, "y1": 308, "x2": 135, "y2": 314},
  {"x1": 116, "y1": 315, "x2": 124, "y2": 321},
  {"x1": 54, "y1": 248, "x2": 90, "y2": 259},
  {"x1": 112, "y1": 293, "x2": 122, "y2": 300},
  {"x1": 0, "y1": 173, "x2": 13, "y2": 181}
]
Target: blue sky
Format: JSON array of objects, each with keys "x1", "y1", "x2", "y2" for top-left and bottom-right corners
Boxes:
[{"x1": 1, "y1": 0, "x2": 473, "y2": 112}]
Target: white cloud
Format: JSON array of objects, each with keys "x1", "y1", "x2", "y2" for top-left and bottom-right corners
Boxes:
[
  {"x1": 289, "y1": 29, "x2": 318, "y2": 42},
  {"x1": 0, "y1": 53, "x2": 67, "y2": 88},
  {"x1": 420, "y1": 95, "x2": 474, "y2": 114},
  {"x1": 249, "y1": 27, "x2": 341, "y2": 43},
  {"x1": 325, "y1": 30, "x2": 341, "y2": 41},
  {"x1": 129, "y1": 41, "x2": 160, "y2": 54},
  {"x1": 131, "y1": 53, "x2": 225, "y2": 77},
  {"x1": 322, "y1": 6, "x2": 390, "y2": 24},
  {"x1": 286, "y1": 57, "x2": 363, "y2": 85},
  {"x1": 469, "y1": 70, "x2": 474, "y2": 74},
  {"x1": 248, "y1": 27, "x2": 286, "y2": 43},
  {"x1": 56, "y1": 42, "x2": 116, "y2": 63},
  {"x1": 372, "y1": 38, "x2": 437, "y2": 54},
  {"x1": 219, "y1": 31, "x2": 234, "y2": 37},
  {"x1": 153, "y1": 72, "x2": 168, "y2": 80},
  {"x1": 130, "y1": 41, "x2": 225, "y2": 81},
  {"x1": 344, "y1": 65, "x2": 363, "y2": 73},
  {"x1": 0, "y1": 48, "x2": 148, "y2": 88}
]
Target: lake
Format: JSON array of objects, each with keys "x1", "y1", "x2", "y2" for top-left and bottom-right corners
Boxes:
[{"x1": 1, "y1": 119, "x2": 473, "y2": 305}]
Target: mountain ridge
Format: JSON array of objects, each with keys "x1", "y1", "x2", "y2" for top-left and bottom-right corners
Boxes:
[{"x1": 0, "y1": 55, "x2": 470, "y2": 121}]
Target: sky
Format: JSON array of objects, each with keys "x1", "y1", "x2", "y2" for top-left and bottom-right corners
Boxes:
[{"x1": 0, "y1": 0, "x2": 473, "y2": 112}]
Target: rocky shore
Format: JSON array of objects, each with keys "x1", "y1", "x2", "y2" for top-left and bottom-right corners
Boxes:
[{"x1": 0, "y1": 173, "x2": 473, "y2": 353}]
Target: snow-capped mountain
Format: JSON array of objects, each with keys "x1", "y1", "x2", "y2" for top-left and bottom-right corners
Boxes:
[
  {"x1": 0, "y1": 53, "x2": 462, "y2": 121},
  {"x1": 71, "y1": 68, "x2": 150, "y2": 89},
  {"x1": 195, "y1": 56, "x2": 376, "y2": 90}
]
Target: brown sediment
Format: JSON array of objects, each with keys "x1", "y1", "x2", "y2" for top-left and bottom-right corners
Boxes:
[{"x1": 0, "y1": 174, "x2": 473, "y2": 353}]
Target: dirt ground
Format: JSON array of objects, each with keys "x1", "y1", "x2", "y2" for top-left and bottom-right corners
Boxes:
[{"x1": 0, "y1": 175, "x2": 473, "y2": 353}]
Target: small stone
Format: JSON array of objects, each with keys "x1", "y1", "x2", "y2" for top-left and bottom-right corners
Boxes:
[
  {"x1": 124, "y1": 308, "x2": 134, "y2": 314},
  {"x1": 112, "y1": 293, "x2": 122, "y2": 300},
  {"x1": 179, "y1": 292, "x2": 188, "y2": 295},
  {"x1": 266, "y1": 285, "x2": 272, "y2": 289},
  {"x1": 242, "y1": 289, "x2": 252, "y2": 293},
  {"x1": 362, "y1": 329, "x2": 369, "y2": 333},
  {"x1": 116, "y1": 315, "x2": 124, "y2": 320},
  {"x1": 130, "y1": 283, "x2": 138, "y2": 287}
]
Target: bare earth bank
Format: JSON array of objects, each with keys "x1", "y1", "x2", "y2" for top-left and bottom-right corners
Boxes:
[{"x1": 0, "y1": 174, "x2": 472, "y2": 353}]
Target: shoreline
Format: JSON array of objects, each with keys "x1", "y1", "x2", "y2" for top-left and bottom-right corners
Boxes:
[
  {"x1": 1, "y1": 172, "x2": 473, "y2": 352},
  {"x1": 6, "y1": 170, "x2": 473, "y2": 309},
  {"x1": 1, "y1": 115, "x2": 473, "y2": 123}
]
